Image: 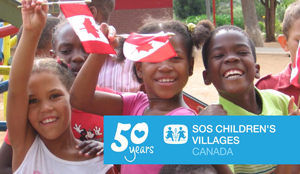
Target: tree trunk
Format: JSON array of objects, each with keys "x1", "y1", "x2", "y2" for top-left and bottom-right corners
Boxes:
[
  {"x1": 261, "y1": 0, "x2": 277, "y2": 42},
  {"x1": 241, "y1": 0, "x2": 264, "y2": 47}
]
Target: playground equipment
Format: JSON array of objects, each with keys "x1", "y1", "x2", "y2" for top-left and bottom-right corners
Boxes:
[
  {"x1": 0, "y1": 0, "x2": 22, "y2": 28},
  {"x1": 0, "y1": 0, "x2": 21, "y2": 120}
]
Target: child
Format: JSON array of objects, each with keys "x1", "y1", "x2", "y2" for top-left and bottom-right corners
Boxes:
[
  {"x1": 70, "y1": 18, "x2": 232, "y2": 174},
  {"x1": 7, "y1": 0, "x2": 114, "y2": 173},
  {"x1": 0, "y1": 16, "x2": 60, "y2": 174},
  {"x1": 201, "y1": 24, "x2": 298, "y2": 174},
  {"x1": 58, "y1": 0, "x2": 141, "y2": 92},
  {"x1": 50, "y1": 20, "x2": 117, "y2": 141},
  {"x1": 0, "y1": 19, "x2": 116, "y2": 173},
  {"x1": 255, "y1": 2, "x2": 300, "y2": 173},
  {"x1": 256, "y1": 1, "x2": 300, "y2": 105},
  {"x1": 159, "y1": 165, "x2": 217, "y2": 174}
]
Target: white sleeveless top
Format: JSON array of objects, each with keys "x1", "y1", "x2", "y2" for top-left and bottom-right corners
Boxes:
[{"x1": 14, "y1": 135, "x2": 113, "y2": 174}]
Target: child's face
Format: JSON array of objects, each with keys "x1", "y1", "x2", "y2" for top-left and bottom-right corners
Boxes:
[
  {"x1": 203, "y1": 29, "x2": 260, "y2": 97},
  {"x1": 27, "y1": 72, "x2": 71, "y2": 140},
  {"x1": 135, "y1": 35, "x2": 194, "y2": 99},
  {"x1": 52, "y1": 24, "x2": 89, "y2": 76},
  {"x1": 284, "y1": 18, "x2": 300, "y2": 64}
]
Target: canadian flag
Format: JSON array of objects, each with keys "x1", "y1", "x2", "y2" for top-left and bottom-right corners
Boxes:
[
  {"x1": 290, "y1": 41, "x2": 300, "y2": 87},
  {"x1": 60, "y1": 3, "x2": 116, "y2": 54},
  {"x1": 123, "y1": 32, "x2": 177, "y2": 62}
]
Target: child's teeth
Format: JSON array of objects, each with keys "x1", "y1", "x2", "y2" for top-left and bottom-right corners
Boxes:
[
  {"x1": 159, "y1": 79, "x2": 174, "y2": 82},
  {"x1": 42, "y1": 118, "x2": 57, "y2": 124}
]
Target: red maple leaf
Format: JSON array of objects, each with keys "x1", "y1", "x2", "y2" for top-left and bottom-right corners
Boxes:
[
  {"x1": 82, "y1": 18, "x2": 100, "y2": 38},
  {"x1": 136, "y1": 43, "x2": 153, "y2": 52}
]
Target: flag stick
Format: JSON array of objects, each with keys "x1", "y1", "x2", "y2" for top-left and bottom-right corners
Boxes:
[{"x1": 17, "y1": 0, "x2": 91, "y2": 8}]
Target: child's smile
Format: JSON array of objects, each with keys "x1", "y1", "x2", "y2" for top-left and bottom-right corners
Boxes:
[{"x1": 223, "y1": 69, "x2": 245, "y2": 79}]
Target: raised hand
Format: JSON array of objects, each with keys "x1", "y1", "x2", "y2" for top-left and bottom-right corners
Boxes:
[
  {"x1": 21, "y1": 0, "x2": 48, "y2": 32},
  {"x1": 288, "y1": 96, "x2": 300, "y2": 115},
  {"x1": 99, "y1": 23, "x2": 119, "y2": 48}
]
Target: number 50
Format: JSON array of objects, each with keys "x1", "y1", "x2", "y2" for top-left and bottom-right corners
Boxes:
[{"x1": 111, "y1": 122, "x2": 149, "y2": 152}]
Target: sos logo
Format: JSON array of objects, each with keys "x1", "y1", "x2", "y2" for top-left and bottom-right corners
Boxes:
[{"x1": 111, "y1": 122, "x2": 154, "y2": 162}]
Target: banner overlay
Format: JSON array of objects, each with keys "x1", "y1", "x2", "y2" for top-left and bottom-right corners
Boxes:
[{"x1": 104, "y1": 116, "x2": 300, "y2": 164}]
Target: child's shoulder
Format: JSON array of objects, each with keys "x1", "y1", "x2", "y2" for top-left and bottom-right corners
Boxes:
[
  {"x1": 258, "y1": 88, "x2": 291, "y2": 106},
  {"x1": 258, "y1": 89, "x2": 292, "y2": 115},
  {"x1": 255, "y1": 64, "x2": 291, "y2": 89}
]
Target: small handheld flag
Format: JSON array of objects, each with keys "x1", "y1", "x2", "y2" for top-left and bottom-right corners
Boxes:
[
  {"x1": 123, "y1": 32, "x2": 177, "y2": 62},
  {"x1": 290, "y1": 41, "x2": 300, "y2": 88},
  {"x1": 60, "y1": 3, "x2": 116, "y2": 55}
]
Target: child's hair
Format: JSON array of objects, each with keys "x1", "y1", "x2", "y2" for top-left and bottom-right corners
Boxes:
[
  {"x1": 17, "y1": 17, "x2": 60, "y2": 51},
  {"x1": 201, "y1": 25, "x2": 256, "y2": 70},
  {"x1": 51, "y1": 19, "x2": 69, "y2": 48},
  {"x1": 282, "y1": 0, "x2": 300, "y2": 39},
  {"x1": 32, "y1": 58, "x2": 74, "y2": 90},
  {"x1": 88, "y1": 0, "x2": 115, "y2": 23},
  {"x1": 159, "y1": 165, "x2": 217, "y2": 174},
  {"x1": 118, "y1": 19, "x2": 214, "y2": 84}
]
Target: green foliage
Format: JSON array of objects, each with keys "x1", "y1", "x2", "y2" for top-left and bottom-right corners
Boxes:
[
  {"x1": 257, "y1": 18, "x2": 282, "y2": 36},
  {"x1": 275, "y1": 18, "x2": 282, "y2": 35},
  {"x1": 185, "y1": 15, "x2": 208, "y2": 25},
  {"x1": 258, "y1": 21, "x2": 265, "y2": 33},
  {"x1": 173, "y1": 0, "x2": 207, "y2": 20},
  {"x1": 255, "y1": 0, "x2": 266, "y2": 22},
  {"x1": 276, "y1": 0, "x2": 295, "y2": 22},
  {"x1": 184, "y1": 14, "x2": 244, "y2": 29}
]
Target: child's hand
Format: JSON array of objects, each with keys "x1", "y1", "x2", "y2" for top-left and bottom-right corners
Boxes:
[
  {"x1": 100, "y1": 23, "x2": 119, "y2": 48},
  {"x1": 288, "y1": 96, "x2": 300, "y2": 115},
  {"x1": 198, "y1": 104, "x2": 227, "y2": 115},
  {"x1": 21, "y1": 0, "x2": 48, "y2": 32},
  {"x1": 76, "y1": 140, "x2": 104, "y2": 157}
]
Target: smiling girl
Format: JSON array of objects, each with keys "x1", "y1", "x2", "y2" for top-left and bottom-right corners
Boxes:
[
  {"x1": 70, "y1": 19, "x2": 232, "y2": 174},
  {"x1": 7, "y1": 0, "x2": 114, "y2": 173}
]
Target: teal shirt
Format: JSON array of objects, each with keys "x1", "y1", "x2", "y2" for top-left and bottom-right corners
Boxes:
[{"x1": 218, "y1": 87, "x2": 295, "y2": 174}]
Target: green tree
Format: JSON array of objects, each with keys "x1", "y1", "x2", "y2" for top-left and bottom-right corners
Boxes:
[
  {"x1": 173, "y1": 0, "x2": 207, "y2": 20},
  {"x1": 261, "y1": 0, "x2": 278, "y2": 42}
]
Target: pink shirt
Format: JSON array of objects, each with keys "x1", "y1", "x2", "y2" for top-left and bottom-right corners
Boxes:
[
  {"x1": 98, "y1": 55, "x2": 141, "y2": 92},
  {"x1": 121, "y1": 92, "x2": 196, "y2": 174},
  {"x1": 255, "y1": 63, "x2": 300, "y2": 104}
]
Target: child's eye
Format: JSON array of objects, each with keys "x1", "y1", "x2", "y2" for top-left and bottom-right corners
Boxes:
[
  {"x1": 238, "y1": 51, "x2": 249, "y2": 55},
  {"x1": 213, "y1": 54, "x2": 223, "y2": 58},
  {"x1": 50, "y1": 94, "x2": 61, "y2": 99},
  {"x1": 170, "y1": 57, "x2": 181, "y2": 61},
  {"x1": 60, "y1": 49, "x2": 72, "y2": 55},
  {"x1": 29, "y1": 98, "x2": 39, "y2": 104}
]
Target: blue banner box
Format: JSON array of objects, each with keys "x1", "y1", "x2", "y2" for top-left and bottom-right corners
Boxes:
[{"x1": 104, "y1": 116, "x2": 299, "y2": 164}]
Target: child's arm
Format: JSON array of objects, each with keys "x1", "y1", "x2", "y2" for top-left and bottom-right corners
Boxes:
[
  {"x1": 70, "y1": 23, "x2": 123, "y2": 116},
  {"x1": 6, "y1": 0, "x2": 48, "y2": 171}
]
